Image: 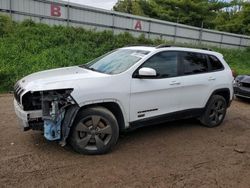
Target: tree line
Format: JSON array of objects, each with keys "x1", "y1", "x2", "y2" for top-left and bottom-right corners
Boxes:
[{"x1": 113, "y1": 0, "x2": 250, "y2": 35}]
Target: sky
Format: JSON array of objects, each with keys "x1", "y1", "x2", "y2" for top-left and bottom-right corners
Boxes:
[{"x1": 67, "y1": 0, "x2": 118, "y2": 10}]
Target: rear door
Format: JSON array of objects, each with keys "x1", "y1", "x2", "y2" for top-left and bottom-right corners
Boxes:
[{"x1": 178, "y1": 51, "x2": 214, "y2": 110}]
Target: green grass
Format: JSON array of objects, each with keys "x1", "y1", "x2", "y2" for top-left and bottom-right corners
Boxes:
[
  {"x1": 0, "y1": 15, "x2": 250, "y2": 93},
  {"x1": 218, "y1": 47, "x2": 250, "y2": 75}
]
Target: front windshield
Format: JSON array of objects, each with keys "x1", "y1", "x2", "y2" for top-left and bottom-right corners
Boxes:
[{"x1": 81, "y1": 49, "x2": 150, "y2": 74}]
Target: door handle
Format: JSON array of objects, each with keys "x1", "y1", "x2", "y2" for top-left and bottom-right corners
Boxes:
[
  {"x1": 208, "y1": 77, "x2": 216, "y2": 81},
  {"x1": 170, "y1": 81, "x2": 181, "y2": 85}
]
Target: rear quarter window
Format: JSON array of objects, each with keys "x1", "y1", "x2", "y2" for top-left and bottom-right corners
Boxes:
[{"x1": 208, "y1": 55, "x2": 224, "y2": 71}]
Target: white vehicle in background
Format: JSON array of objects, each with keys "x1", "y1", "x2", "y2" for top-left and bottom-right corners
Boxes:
[{"x1": 14, "y1": 45, "x2": 234, "y2": 154}]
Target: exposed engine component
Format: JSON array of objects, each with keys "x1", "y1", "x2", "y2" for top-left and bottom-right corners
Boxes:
[
  {"x1": 41, "y1": 89, "x2": 73, "y2": 141},
  {"x1": 44, "y1": 111, "x2": 65, "y2": 141}
]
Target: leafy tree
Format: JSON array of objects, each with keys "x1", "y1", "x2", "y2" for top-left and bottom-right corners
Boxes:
[
  {"x1": 215, "y1": 1, "x2": 250, "y2": 35},
  {"x1": 241, "y1": 2, "x2": 250, "y2": 34},
  {"x1": 113, "y1": 0, "x2": 250, "y2": 35},
  {"x1": 113, "y1": 0, "x2": 145, "y2": 16}
]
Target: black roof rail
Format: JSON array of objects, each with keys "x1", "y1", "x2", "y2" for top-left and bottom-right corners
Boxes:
[
  {"x1": 155, "y1": 44, "x2": 173, "y2": 48},
  {"x1": 201, "y1": 48, "x2": 213, "y2": 51},
  {"x1": 156, "y1": 44, "x2": 214, "y2": 51},
  {"x1": 123, "y1": 44, "x2": 155, "y2": 47}
]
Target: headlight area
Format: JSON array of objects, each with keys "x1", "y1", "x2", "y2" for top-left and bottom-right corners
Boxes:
[
  {"x1": 22, "y1": 91, "x2": 42, "y2": 111},
  {"x1": 233, "y1": 79, "x2": 242, "y2": 87},
  {"x1": 40, "y1": 89, "x2": 77, "y2": 142}
]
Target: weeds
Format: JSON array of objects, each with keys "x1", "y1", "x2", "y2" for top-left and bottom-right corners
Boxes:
[{"x1": 0, "y1": 15, "x2": 249, "y2": 92}]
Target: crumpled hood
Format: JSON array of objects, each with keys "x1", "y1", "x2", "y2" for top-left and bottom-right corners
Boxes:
[
  {"x1": 236, "y1": 75, "x2": 250, "y2": 83},
  {"x1": 18, "y1": 66, "x2": 107, "y2": 92}
]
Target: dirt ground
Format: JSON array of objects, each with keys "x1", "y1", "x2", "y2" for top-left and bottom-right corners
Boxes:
[{"x1": 0, "y1": 94, "x2": 250, "y2": 188}]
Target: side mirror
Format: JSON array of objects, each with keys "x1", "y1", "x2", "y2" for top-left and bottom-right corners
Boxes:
[{"x1": 137, "y1": 67, "x2": 157, "y2": 78}]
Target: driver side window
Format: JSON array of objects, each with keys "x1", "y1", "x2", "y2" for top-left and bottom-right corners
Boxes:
[{"x1": 141, "y1": 51, "x2": 178, "y2": 78}]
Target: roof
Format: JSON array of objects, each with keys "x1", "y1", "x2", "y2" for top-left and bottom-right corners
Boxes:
[
  {"x1": 122, "y1": 46, "x2": 156, "y2": 52},
  {"x1": 121, "y1": 46, "x2": 223, "y2": 57}
]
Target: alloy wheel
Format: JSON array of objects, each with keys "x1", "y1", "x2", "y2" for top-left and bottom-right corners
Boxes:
[{"x1": 75, "y1": 115, "x2": 112, "y2": 151}]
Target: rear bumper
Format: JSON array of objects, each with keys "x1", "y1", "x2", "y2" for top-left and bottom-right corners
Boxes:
[
  {"x1": 14, "y1": 99, "x2": 42, "y2": 130},
  {"x1": 234, "y1": 86, "x2": 250, "y2": 99}
]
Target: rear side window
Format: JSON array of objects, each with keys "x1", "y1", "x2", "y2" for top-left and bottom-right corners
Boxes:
[
  {"x1": 182, "y1": 52, "x2": 208, "y2": 75},
  {"x1": 208, "y1": 55, "x2": 224, "y2": 71}
]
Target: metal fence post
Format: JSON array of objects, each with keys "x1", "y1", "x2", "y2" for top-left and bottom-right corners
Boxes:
[
  {"x1": 148, "y1": 20, "x2": 151, "y2": 39},
  {"x1": 199, "y1": 28, "x2": 202, "y2": 45},
  {"x1": 239, "y1": 37, "x2": 242, "y2": 49},
  {"x1": 67, "y1": 4, "x2": 70, "y2": 27},
  {"x1": 9, "y1": 0, "x2": 12, "y2": 18},
  {"x1": 174, "y1": 24, "x2": 177, "y2": 43},
  {"x1": 220, "y1": 34, "x2": 224, "y2": 48},
  {"x1": 198, "y1": 21, "x2": 203, "y2": 45},
  {"x1": 131, "y1": 17, "x2": 133, "y2": 32},
  {"x1": 112, "y1": 13, "x2": 115, "y2": 35}
]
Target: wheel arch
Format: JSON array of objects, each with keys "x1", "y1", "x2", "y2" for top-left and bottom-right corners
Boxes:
[
  {"x1": 207, "y1": 88, "x2": 231, "y2": 107},
  {"x1": 76, "y1": 101, "x2": 127, "y2": 132}
]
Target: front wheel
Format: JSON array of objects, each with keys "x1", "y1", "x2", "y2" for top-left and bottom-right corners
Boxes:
[
  {"x1": 199, "y1": 95, "x2": 227, "y2": 128},
  {"x1": 69, "y1": 107, "x2": 119, "y2": 155}
]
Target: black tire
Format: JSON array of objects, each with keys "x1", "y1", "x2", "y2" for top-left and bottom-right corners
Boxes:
[
  {"x1": 69, "y1": 107, "x2": 119, "y2": 155},
  {"x1": 199, "y1": 95, "x2": 227, "y2": 128}
]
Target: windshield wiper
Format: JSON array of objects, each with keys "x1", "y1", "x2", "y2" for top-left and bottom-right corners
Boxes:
[{"x1": 80, "y1": 64, "x2": 102, "y2": 73}]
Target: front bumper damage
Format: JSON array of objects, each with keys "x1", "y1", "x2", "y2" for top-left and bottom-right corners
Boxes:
[
  {"x1": 234, "y1": 86, "x2": 250, "y2": 99},
  {"x1": 13, "y1": 90, "x2": 79, "y2": 146},
  {"x1": 14, "y1": 99, "x2": 42, "y2": 131}
]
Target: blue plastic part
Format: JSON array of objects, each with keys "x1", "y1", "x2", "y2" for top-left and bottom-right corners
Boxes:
[{"x1": 44, "y1": 112, "x2": 64, "y2": 141}]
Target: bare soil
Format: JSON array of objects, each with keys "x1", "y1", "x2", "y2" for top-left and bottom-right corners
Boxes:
[{"x1": 0, "y1": 94, "x2": 250, "y2": 188}]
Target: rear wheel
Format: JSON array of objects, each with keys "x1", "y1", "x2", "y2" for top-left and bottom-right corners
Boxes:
[
  {"x1": 69, "y1": 107, "x2": 119, "y2": 155},
  {"x1": 200, "y1": 95, "x2": 227, "y2": 128}
]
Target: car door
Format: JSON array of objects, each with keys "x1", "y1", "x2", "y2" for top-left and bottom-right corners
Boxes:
[
  {"x1": 129, "y1": 51, "x2": 183, "y2": 122},
  {"x1": 178, "y1": 51, "x2": 214, "y2": 110}
]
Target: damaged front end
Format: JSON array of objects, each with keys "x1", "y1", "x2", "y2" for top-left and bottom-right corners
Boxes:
[{"x1": 14, "y1": 87, "x2": 79, "y2": 146}]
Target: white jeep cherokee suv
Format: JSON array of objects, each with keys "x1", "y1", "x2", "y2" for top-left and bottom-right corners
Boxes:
[{"x1": 14, "y1": 46, "x2": 234, "y2": 154}]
